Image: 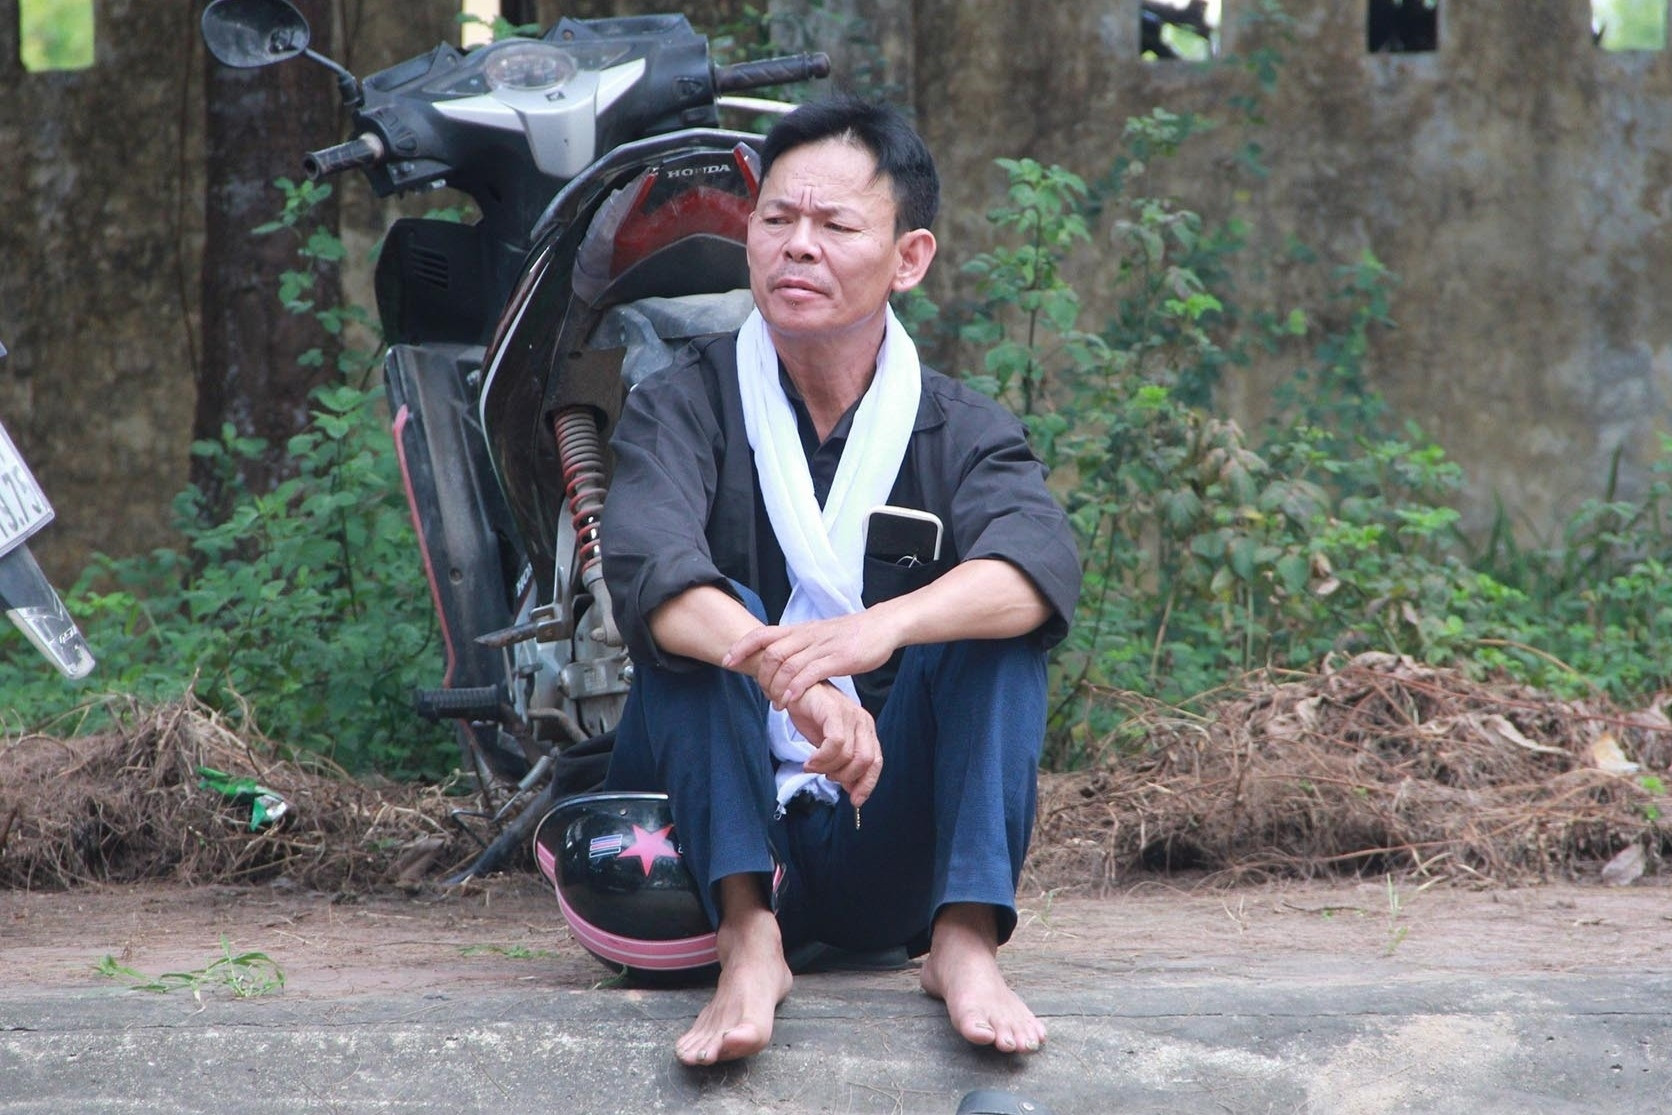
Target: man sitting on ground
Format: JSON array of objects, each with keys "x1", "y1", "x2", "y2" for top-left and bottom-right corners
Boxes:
[{"x1": 600, "y1": 94, "x2": 1081, "y2": 1065}]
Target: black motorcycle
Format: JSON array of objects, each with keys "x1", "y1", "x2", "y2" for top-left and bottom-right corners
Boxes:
[
  {"x1": 200, "y1": 0, "x2": 827, "y2": 876},
  {"x1": 0, "y1": 339, "x2": 96, "y2": 679}
]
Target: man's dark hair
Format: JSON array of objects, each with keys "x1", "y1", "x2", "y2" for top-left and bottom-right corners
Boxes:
[{"x1": 759, "y1": 95, "x2": 940, "y2": 234}]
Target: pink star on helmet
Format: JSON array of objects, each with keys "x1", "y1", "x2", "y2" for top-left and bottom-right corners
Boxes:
[{"x1": 617, "y1": 823, "x2": 678, "y2": 876}]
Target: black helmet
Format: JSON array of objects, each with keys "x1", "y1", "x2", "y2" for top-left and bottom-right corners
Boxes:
[{"x1": 533, "y1": 791, "x2": 717, "y2": 976}]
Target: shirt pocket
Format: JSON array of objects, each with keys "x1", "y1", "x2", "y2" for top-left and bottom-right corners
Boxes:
[{"x1": 861, "y1": 553, "x2": 944, "y2": 608}]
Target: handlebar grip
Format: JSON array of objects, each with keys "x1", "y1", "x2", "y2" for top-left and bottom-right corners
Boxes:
[
  {"x1": 302, "y1": 134, "x2": 386, "y2": 180},
  {"x1": 712, "y1": 52, "x2": 831, "y2": 94}
]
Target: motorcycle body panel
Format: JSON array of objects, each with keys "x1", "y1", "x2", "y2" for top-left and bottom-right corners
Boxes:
[
  {"x1": 478, "y1": 132, "x2": 761, "y2": 587},
  {"x1": 352, "y1": 16, "x2": 719, "y2": 245},
  {"x1": 0, "y1": 546, "x2": 95, "y2": 679},
  {"x1": 385, "y1": 341, "x2": 531, "y2": 776},
  {"x1": 375, "y1": 218, "x2": 511, "y2": 346},
  {"x1": 385, "y1": 342, "x2": 520, "y2": 685},
  {"x1": 0, "y1": 349, "x2": 94, "y2": 679}
]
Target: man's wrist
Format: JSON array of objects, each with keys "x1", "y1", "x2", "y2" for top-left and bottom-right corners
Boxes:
[{"x1": 866, "y1": 594, "x2": 918, "y2": 654}]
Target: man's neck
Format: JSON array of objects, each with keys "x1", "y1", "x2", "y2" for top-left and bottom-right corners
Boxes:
[{"x1": 772, "y1": 318, "x2": 887, "y2": 442}]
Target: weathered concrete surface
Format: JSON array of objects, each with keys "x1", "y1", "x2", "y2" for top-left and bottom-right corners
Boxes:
[
  {"x1": 2, "y1": 944, "x2": 1668, "y2": 1112},
  {"x1": 3, "y1": 880, "x2": 1671, "y2": 1113},
  {"x1": 905, "y1": 0, "x2": 1672, "y2": 536}
]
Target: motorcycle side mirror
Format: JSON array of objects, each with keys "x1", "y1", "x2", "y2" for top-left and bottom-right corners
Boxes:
[{"x1": 200, "y1": 0, "x2": 312, "y2": 69}]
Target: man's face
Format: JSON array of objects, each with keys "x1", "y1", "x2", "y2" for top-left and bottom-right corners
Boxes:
[{"x1": 747, "y1": 138, "x2": 932, "y2": 345}]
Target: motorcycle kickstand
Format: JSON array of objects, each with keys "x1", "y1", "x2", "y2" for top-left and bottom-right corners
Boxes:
[{"x1": 442, "y1": 765, "x2": 560, "y2": 886}]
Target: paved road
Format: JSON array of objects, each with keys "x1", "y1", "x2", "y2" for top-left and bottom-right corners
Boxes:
[
  {"x1": 2, "y1": 965, "x2": 1667, "y2": 1112},
  {"x1": 2, "y1": 883, "x2": 1668, "y2": 1113}
]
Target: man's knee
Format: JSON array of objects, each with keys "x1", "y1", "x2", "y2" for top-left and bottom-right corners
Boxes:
[{"x1": 904, "y1": 636, "x2": 1047, "y2": 701}]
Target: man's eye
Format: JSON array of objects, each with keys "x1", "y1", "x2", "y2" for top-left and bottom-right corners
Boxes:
[{"x1": 826, "y1": 222, "x2": 855, "y2": 233}]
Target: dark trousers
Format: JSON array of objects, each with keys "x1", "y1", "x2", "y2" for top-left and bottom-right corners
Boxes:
[{"x1": 602, "y1": 591, "x2": 1047, "y2": 951}]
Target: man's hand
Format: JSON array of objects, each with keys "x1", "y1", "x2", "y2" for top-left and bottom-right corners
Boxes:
[
  {"x1": 723, "y1": 611, "x2": 900, "y2": 707},
  {"x1": 785, "y1": 682, "x2": 882, "y2": 807},
  {"x1": 721, "y1": 560, "x2": 1050, "y2": 707}
]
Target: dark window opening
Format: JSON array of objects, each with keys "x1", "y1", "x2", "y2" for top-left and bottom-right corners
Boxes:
[
  {"x1": 1142, "y1": 0, "x2": 1219, "y2": 62},
  {"x1": 1592, "y1": 0, "x2": 1668, "y2": 50},
  {"x1": 1368, "y1": 0, "x2": 1439, "y2": 53},
  {"x1": 19, "y1": 0, "x2": 95, "y2": 72}
]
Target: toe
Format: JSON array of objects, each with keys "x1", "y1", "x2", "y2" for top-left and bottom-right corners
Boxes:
[{"x1": 959, "y1": 1013, "x2": 998, "y2": 1048}]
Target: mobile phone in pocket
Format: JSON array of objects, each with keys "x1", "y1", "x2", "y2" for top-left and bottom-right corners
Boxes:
[{"x1": 863, "y1": 505, "x2": 943, "y2": 567}]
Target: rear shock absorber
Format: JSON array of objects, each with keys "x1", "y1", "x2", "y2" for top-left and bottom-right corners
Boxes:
[{"x1": 552, "y1": 406, "x2": 621, "y2": 645}]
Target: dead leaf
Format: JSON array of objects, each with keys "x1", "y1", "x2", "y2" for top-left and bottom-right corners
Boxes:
[
  {"x1": 1476, "y1": 714, "x2": 1567, "y2": 756},
  {"x1": 390, "y1": 834, "x2": 448, "y2": 889},
  {"x1": 1600, "y1": 844, "x2": 1645, "y2": 887},
  {"x1": 1587, "y1": 733, "x2": 1640, "y2": 775}
]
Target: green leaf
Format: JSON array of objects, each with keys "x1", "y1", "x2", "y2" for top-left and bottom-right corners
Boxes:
[
  {"x1": 1229, "y1": 537, "x2": 1256, "y2": 582},
  {"x1": 1276, "y1": 552, "x2": 1310, "y2": 593}
]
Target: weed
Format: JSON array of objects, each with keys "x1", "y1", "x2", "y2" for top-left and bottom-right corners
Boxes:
[
  {"x1": 459, "y1": 944, "x2": 561, "y2": 960},
  {"x1": 1639, "y1": 774, "x2": 1667, "y2": 822},
  {"x1": 1223, "y1": 896, "x2": 1249, "y2": 933},
  {"x1": 94, "y1": 937, "x2": 285, "y2": 999},
  {"x1": 1381, "y1": 874, "x2": 1438, "y2": 957}
]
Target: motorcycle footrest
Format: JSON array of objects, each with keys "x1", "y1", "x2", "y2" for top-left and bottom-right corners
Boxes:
[{"x1": 413, "y1": 685, "x2": 503, "y2": 722}]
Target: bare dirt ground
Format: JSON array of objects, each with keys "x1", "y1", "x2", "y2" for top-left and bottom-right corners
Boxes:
[{"x1": 4, "y1": 873, "x2": 1669, "y2": 1001}]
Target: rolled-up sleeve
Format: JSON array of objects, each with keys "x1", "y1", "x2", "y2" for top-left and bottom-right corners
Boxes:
[
  {"x1": 947, "y1": 403, "x2": 1082, "y2": 649},
  {"x1": 601, "y1": 369, "x2": 731, "y2": 670}
]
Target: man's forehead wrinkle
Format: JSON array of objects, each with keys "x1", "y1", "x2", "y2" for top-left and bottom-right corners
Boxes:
[{"x1": 758, "y1": 185, "x2": 880, "y2": 222}]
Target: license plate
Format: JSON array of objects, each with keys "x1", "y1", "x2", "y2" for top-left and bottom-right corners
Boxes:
[{"x1": 0, "y1": 419, "x2": 54, "y2": 559}]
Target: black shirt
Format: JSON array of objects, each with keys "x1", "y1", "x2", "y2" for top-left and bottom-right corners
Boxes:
[{"x1": 600, "y1": 332, "x2": 1082, "y2": 712}]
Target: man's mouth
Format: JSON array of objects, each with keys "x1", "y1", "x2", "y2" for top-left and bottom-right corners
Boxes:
[{"x1": 773, "y1": 275, "x2": 825, "y2": 296}]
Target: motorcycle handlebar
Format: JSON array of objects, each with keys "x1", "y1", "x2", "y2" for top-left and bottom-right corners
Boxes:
[
  {"x1": 711, "y1": 52, "x2": 831, "y2": 94},
  {"x1": 303, "y1": 134, "x2": 386, "y2": 180}
]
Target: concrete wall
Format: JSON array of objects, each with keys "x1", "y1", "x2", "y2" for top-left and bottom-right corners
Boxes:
[
  {"x1": 2, "y1": 0, "x2": 1668, "y2": 580},
  {"x1": 900, "y1": 0, "x2": 1672, "y2": 538}
]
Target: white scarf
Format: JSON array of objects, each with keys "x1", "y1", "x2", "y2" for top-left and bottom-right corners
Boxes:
[{"x1": 736, "y1": 306, "x2": 921, "y2": 808}]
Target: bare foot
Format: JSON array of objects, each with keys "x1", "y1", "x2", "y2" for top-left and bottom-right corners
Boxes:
[
  {"x1": 920, "y1": 903, "x2": 1045, "y2": 1054},
  {"x1": 675, "y1": 882, "x2": 793, "y2": 1066}
]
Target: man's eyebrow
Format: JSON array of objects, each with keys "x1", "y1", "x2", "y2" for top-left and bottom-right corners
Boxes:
[{"x1": 757, "y1": 196, "x2": 865, "y2": 219}]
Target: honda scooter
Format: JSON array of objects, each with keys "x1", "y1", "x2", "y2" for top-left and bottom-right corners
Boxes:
[{"x1": 201, "y1": 0, "x2": 826, "y2": 875}]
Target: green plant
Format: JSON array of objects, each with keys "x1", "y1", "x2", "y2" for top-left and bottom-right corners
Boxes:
[
  {"x1": 456, "y1": 10, "x2": 541, "y2": 42},
  {"x1": 1636, "y1": 773, "x2": 1666, "y2": 822},
  {"x1": 94, "y1": 937, "x2": 286, "y2": 999},
  {"x1": 19, "y1": 0, "x2": 94, "y2": 71},
  {"x1": 1381, "y1": 874, "x2": 1437, "y2": 957},
  {"x1": 1382, "y1": 875, "x2": 1409, "y2": 956},
  {"x1": 459, "y1": 944, "x2": 562, "y2": 960},
  {"x1": 945, "y1": 132, "x2": 1479, "y2": 764}
]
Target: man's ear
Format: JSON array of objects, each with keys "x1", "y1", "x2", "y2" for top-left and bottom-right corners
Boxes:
[{"x1": 890, "y1": 228, "x2": 937, "y2": 293}]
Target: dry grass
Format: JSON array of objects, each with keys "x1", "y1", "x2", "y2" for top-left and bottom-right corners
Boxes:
[
  {"x1": 1028, "y1": 652, "x2": 1672, "y2": 893},
  {"x1": 0, "y1": 695, "x2": 469, "y2": 891},
  {"x1": 5, "y1": 653, "x2": 1669, "y2": 895}
]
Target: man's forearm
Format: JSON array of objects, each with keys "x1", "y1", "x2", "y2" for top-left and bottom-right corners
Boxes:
[
  {"x1": 872, "y1": 558, "x2": 1051, "y2": 650},
  {"x1": 647, "y1": 583, "x2": 766, "y2": 668}
]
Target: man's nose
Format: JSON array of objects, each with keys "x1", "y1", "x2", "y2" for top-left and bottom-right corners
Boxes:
[{"x1": 784, "y1": 217, "x2": 820, "y2": 260}]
